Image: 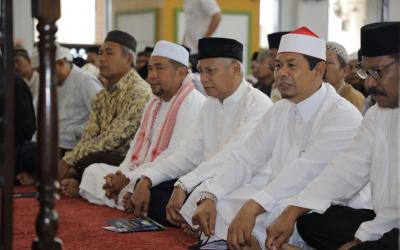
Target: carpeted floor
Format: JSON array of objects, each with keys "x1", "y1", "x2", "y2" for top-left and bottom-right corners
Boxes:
[{"x1": 13, "y1": 186, "x2": 196, "y2": 250}]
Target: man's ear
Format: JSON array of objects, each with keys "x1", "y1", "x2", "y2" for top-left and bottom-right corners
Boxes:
[
  {"x1": 342, "y1": 64, "x2": 351, "y2": 75},
  {"x1": 128, "y1": 53, "x2": 135, "y2": 68},
  {"x1": 176, "y1": 66, "x2": 188, "y2": 79},
  {"x1": 314, "y1": 61, "x2": 326, "y2": 78},
  {"x1": 55, "y1": 60, "x2": 63, "y2": 68},
  {"x1": 232, "y1": 61, "x2": 241, "y2": 76}
]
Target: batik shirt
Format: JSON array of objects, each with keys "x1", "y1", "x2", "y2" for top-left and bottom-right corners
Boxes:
[{"x1": 63, "y1": 69, "x2": 152, "y2": 166}]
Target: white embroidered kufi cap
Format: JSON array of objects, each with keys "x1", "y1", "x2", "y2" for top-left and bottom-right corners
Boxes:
[
  {"x1": 151, "y1": 40, "x2": 189, "y2": 67},
  {"x1": 56, "y1": 46, "x2": 73, "y2": 62},
  {"x1": 278, "y1": 26, "x2": 326, "y2": 61}
]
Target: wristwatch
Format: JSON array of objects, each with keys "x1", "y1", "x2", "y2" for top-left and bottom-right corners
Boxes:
[
  {"x1": 196, "y1": 191, "x2": 217, "y2": 205},
  {"x1": 173, "y1": 180, "x2": 188, "y2": 194}
]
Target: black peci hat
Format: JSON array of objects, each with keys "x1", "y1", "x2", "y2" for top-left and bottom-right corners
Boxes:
[
  {"x1": 267, "y1": 31, "x2": 289, "y2": 49},
  {"x1": 360, "y1": 22, "x2": 400, "y2": 57},
  {"x1": 197, "y1": 37, "x2": 243, "y2": 62},
  {"x1": 104, "y1": 30, "x2": 137, "y2": 52}
]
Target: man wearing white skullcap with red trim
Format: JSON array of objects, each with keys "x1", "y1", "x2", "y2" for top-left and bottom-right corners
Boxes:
[
  {"x1": 79, "y1": 41, "x2": 206, "y2": 212},
  {"x1": 179, "y1": 26, "x2": 364, "y2": 249},
  {"x1": 266, "y1": 22, "x2": 400, "y2": 250}
]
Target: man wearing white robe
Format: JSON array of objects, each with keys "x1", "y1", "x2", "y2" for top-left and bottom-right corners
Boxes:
[
  {"x1": 180, "y1": 27, "x2": 364, "y2": 249},
  {"x1": 79, "y1": 41, "x2": 206, "y2": 209},
  {"x1": 266, "y1": 22, "x2": 400, "y2": 250},
  {"x1": 127, "y1": 37, "x2": 273, "y2": 225}
]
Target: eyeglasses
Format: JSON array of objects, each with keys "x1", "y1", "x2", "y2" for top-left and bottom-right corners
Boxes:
[{"x1": 356, "y1": 60, "x2": 398, "y2": 80}]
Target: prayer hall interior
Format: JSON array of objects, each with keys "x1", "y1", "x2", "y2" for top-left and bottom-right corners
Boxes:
[{"x1": 1, "y1": 0, "x2": 399, "y2": 249}]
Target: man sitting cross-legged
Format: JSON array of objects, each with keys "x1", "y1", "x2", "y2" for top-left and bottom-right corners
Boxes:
[
  {"x1": 179, "y1": 27, "x2": 365, "y2": 249},
  {"x1": 79, "y1": 41, "x2": 206, "y2": 208},
  {"x1": 58, "y1": 30, "x2": 152, "y2": 197},
  {"x1": 266, "y1": 21, "x2": 400, "y2": 250}
]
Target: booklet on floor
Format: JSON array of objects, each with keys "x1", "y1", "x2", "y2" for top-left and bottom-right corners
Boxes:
[{"x1": 103, "y1": 216, "x2": 166, "y2": 233}]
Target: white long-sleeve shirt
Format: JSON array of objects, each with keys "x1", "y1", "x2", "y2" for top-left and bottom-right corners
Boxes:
[
  {"x1": 58, "y1": 65, "x2": 102, "y2": 149},
  {"x1": 143, "y1": 80, "x2": 273, "y2": 188},
  {"x1": 194, "y1": 83, "x2": 363, "y2": 212},
  {"x1": 290, "y1": 105, "x2": 399, "y2": 242},
  {"x1": 179, "y1": 83, "x2": 364, "y2": 247},
  {"x1": 120, "y1": 86, "x2": 206, "y2": 180}
]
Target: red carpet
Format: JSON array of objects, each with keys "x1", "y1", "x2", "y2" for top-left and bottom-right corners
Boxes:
[{"x1": 13, "y1": 186, "x2": 196, "y2": 250}]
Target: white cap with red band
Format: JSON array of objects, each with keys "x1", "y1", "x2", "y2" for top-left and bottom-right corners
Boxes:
[{"x1": 278, "y1": 26, "x2": 326, "y2": 61}]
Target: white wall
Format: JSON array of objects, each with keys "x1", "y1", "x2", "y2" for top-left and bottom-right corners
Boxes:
[
  {"x1": 279, "y1": 0, "x2": 329, "y2": 39},
  {"x1": 13, "y1": 0, "x2": 34, "y2": 51},
  {"x1": 278, "y1": 0, "x2": 399, "y2": 53},
  {"x1": 389, "y1": 0, "x2": 400, "y2": 21}
]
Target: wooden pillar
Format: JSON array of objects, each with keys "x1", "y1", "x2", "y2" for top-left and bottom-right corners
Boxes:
[
  {"x1": 31, "y1": 0, "x2": 62, "y2": 249},
  {"x1": 0, "y1": 0, "x2": 16, "y2": 249}
]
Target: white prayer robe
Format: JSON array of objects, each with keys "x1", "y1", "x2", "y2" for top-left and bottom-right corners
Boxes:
[
  {"x1": 58, "y1": 65, "x2": 102, "y2": 149},
  {"x1": 79, "y1": 86, "x2": 206, "y2": 208},
  {"x1": 142, "y1": 80, "x2": 273, "y2": 191},
  {"x1": 289, "y1": 105, "x2": 399, "y2": 242},
  {"x1": 180, "y1": 83, "x2": 365, "y2": 248}
]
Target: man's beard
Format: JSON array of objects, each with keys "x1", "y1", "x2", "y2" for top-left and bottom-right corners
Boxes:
[
  {"x1": 280, "y1": 92, "x2": 293, "y2": 99},
  {"x1": 151, "y1": 87, "x2": 164, "y2": 97}
]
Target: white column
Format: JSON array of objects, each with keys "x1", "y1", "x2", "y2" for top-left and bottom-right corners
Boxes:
[
  {"x1": 279, "y1": 0, "x2": 329, "y2": 39},
  {"x1": 389, "y1": 0, "x2": 400, "y2": 20}
]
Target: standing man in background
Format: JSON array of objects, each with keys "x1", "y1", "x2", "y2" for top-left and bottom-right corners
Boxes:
[{"x1": 183, "y1": 0, "x2": 221, "y2": 69}]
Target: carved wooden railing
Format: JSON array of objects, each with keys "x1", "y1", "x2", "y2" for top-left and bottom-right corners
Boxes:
[
  {"x1": 31, "y1": 0, "x2": 62, "y2": 249},
  {"x1": 0, "y1": 0, "x2": 16, "y2": 249}
]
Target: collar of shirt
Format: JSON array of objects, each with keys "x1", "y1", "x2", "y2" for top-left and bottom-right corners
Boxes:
[
  {"x1": 107, "y1": 69, "x2": 136, "y2": 92},
  {"x1": 221, "y1": 79, "x2": 248, "y2": 106},
  {"x1": 58, "y1": 64, "x2": 78, "y2": 88},
  {"x1": 295, "y1": 82, "x2": 327, "y2": 123}
]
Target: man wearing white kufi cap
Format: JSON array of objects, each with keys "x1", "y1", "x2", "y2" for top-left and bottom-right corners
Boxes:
[
  {"x1": 267, "y1": 21, "x2": 400, "y2": 250},
  {"x1": 346, "y1": 50, "x2": 369, "y2": 97},
  {"x1": 15, "y1": 45, "x2": 102, "y2": 185},
  {"x1": 179, "y1": 27, "x2": 363, "y2": 250},
  {"x1": 325, "y1": 41, "x2": 365, "y2": 112},
  {"x1": 79, "y1": 40, "x2": 206, "y2": 211},
  {"x1": 53, "y1": 45, "x2": 102, "y2": 153}
]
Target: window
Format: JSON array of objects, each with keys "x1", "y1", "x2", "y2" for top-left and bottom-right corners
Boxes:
[{"x1": 34, "y1": 0, "x2": 96, "y2": 44}]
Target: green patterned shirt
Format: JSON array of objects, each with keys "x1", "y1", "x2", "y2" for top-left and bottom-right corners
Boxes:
[{"x1": 63, "y1": 69, "x2": 152, "y2": 166}]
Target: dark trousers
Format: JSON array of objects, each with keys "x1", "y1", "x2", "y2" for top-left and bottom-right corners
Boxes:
[
  {"x1": 297, "y1": 205, "x2": 399, "y2": 250},
  {"x1": 147, "y1": 179, "x2": 177, "y2": 226},
  {"x1": 59, "y1": 147, "x2": 71, "y2": 159},
  {"x1": 15, "y1": 141, "x2": 37, "y2": 176},
  {"x1": 73, "y1": 151, "x2": 125, "y2": 181}
]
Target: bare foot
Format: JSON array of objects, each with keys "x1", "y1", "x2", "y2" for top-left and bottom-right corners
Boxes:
[
  {"x1": 122, "y1": 192, "x2": 133, "y2": 212},
  {"x1": 16, "y1": 172, "x2": 36, "y2": 185},
  {"x1": 60, "y1": 178, "x2": 80, "y2": 197},
  {"x1": 103, "y1": 171, "x2": 129, "y2": 201}
]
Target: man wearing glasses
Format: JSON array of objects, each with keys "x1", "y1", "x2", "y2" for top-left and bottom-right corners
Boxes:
[{"x1": 265, "y1": 22, "x2": 399, "y2": 250}]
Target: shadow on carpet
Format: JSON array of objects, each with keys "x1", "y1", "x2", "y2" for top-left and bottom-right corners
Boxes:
[{"x1": 13, "y1": 186, "x2": 196, "y2": 250}]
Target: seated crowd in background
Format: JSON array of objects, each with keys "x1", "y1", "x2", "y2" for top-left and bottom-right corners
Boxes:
[{"x1": 11, "y1": 18, "x2": 399, "y2": 250}]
